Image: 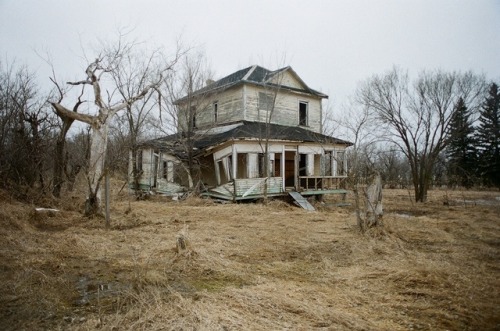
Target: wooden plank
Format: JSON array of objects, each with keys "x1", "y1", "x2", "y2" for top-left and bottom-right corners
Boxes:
[
  {"x1": 289, "y1": 191, "x2": 315, "y2": 211},
  {"x1": 242, "y1": 177, "x2": 267, "y2": 197}
]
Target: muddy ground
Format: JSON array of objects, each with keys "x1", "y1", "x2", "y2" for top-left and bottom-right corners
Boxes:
[{"x1": 0, "y1": 185, "x2": 499, "y2": 330}]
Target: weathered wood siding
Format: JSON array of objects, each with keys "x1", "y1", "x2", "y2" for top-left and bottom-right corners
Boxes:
[
  {"x1": 199, "y1": 155, "x2": 217, "y2": 187},
  {"x1": 129, "y1": 148, "x2": 155, "y2": 190},
  {"x1": 235, "y1": 177, "x2": 283, "y2": 196},
  {"x1": 210, "y1": 182, "x2": 235, "y2": 197},
  {"x1": 209, "y1": 177, "x2": 283, "y2": 199},
  {"x1": 244, "y1": 85, "x2": 322, "y2": 133},
  {"x1": 187, "y1": 87, "x2": 244, "y2": 129},
  {"x1": 269, "y1": 70, "x2": 303, "y2": 89},
  {"x1": 129, "y1": 149, "x2": 185, "y2": 194},
  {"x1": 155, "y1": 181, "x2": 184, "y2": 194}
]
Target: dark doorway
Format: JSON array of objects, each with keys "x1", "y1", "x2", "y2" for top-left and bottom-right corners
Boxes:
[{"x1": 284, "y1": 151, "x2": 296, "y2": 188}]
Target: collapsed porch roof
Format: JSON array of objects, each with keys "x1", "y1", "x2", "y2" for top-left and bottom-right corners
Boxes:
[{"x1": 139, "y1": 121, "x2": 352, "y2": 160}]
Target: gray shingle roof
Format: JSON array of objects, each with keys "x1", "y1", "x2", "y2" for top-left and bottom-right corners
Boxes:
[
  {"x1": 141, "y1": 121, "x2": 352, "y2": 160},
  {"x1": 174, "y1": 65, "x2": 327, "y2": 104},
  {"x1": 195, "y1": 121, "x2": 351, "y2": 149}
]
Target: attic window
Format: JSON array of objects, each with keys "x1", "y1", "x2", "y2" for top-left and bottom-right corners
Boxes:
[
  {"x1": 259, "y1": 92, "x2": 274, "y2": 111},
  {"x1": 299, "y1": 101, "x2": 308, "y2": 126}
]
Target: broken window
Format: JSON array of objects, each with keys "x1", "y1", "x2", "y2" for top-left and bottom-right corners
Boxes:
[
  {"x1": 162, "y1": 161, "x2": 174, "y2": 182},
  {"x1": 227, "y1": 155, "x2": 233, "y2": 180},
  {"x1": 274, "y1": 153, "x2": 282, "y2": 177},
  {"x1": 336, "y1": 151, "x2": 346, "y2": 176},
  {"x1": 258, "y1": 153, "x2": 265, "y2": 177},
  {"x1": 299, "y1": 154, "x2": 307, "y2": 176},
  {"x1": 136, "y1": 150, "x2": 143, "y2": 171},
  {"x1": 237, "y1": 153, "x2": 247, "y2": 178},
  {"x1": 163, "y1": 161, "x2": 168, "y2": 179},
  {"x1": 324, "y1": 151, "x2": 333, "y2": 176},
  {"x1": 190, "y1": 106, "x2": 197, "y2": 129},
  {"x1": 299, "y1": 101, "x2": 308, "y2": 126},
  {"x1": 257, "y1": 153, "x2": 274, "y2": 177},
  {"x1": 216, "y1": 159, "x2": 228, "y2": 184}
]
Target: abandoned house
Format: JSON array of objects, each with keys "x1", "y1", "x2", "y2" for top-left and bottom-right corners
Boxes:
[{"x1": 129, "y1": 65, "x2": 352, "y2": 202}]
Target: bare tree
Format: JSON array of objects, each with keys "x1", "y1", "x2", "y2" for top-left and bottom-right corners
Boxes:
[
  {"x1": 256, "y1": 67, "x2": 286, "y2": 202},
  {"x1": 50, "y1": 74, "x2": 85, "y2": 198},
  {"x1": 334, "y1": 101, "x2": 383, "y2": 231},
  {"x1": 160, "y1": 52, "x2": 215, "y2": 190},
  {"x1": 64, "y1": 127, "x2": 91, "y2": 192},
  {"x1": 373, "y1": 147, "x2": 411, "y2": 189},
  {"x1": 110, "y1": 46, "x2": 166, "y2": 195},
  {"x1": 356, "y1": 68, "x2": 485, "y2": 202},
  {"x1": 51, "y1": 38, "x2": 179, "y2": 216},
  {"x1": 0, "y1": 61, "x2": 55, "y2": 192}
]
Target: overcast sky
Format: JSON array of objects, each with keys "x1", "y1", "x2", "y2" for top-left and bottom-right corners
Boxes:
[{"x1": 1, "y1": 0, "x2": 499, "y2": 112}]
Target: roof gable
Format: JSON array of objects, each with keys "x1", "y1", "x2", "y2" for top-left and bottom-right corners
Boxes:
[
  {"x1": 175, "y1": 65, "x2": 327, "y2": 104},
  {"x1": 267, "y1": 68, "x2": 304, "y2": 90}
]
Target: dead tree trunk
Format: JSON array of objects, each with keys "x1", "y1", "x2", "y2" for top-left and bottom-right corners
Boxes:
[
  {"x1": 52, "y1": 117, "x2": 74, "y2": 197},
  {"x1": 50, "y1": 80, "x2": 83, "y2": 198},
  {"x1": 355, "y1": 172, "x2": 383, "y2": 232},
  {"x1": 365, "y1": 173, "x2": 383, "y2": 227},
  {"x1": 52, "y1": 70, "x2": 161, "y2": 216}
]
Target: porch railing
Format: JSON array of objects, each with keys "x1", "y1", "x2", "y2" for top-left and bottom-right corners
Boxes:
[{"x1": 298, "y1": 176, "x2": 347, "y2": 191}]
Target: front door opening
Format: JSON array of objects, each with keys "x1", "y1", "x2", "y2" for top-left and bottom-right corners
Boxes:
[{"x1": 284, "y1": 151, "x2": 295, "y2": 188}]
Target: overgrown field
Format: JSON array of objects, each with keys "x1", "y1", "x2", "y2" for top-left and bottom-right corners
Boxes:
[{"x1": 0, "y1": 185, "x2": 499, "y2": 330}]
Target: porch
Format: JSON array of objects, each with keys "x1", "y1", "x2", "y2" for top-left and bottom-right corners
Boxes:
[{"x1": 202, "y1": 176, "x2": 348, "y2": 201}]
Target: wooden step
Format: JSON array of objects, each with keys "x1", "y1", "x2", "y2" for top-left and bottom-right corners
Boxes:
[{"x1": 289, "y1": 191, "x2": 315, "y2": 211}]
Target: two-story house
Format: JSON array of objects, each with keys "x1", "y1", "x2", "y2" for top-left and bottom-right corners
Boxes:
[{"x1": 130, "y1": 65, "x2": 351, "y2": 202}]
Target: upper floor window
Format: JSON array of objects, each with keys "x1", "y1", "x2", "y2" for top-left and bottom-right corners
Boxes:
[
  {"x1": 190, "y1": 105, "x2": 197, "y2": 129},
  {"x1": 259, "y1": 92, "x2": 274, "y2": 111},
  {"x1": 214, "y1": 101, "x2": 218, "y2": 123},
  {"x1": 299, "y1": 101, "x2": 308, "y2": 126}
]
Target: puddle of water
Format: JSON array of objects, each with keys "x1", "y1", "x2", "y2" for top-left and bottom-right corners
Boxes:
[
  {"x1": 393, "y1": 213, "x2": 412, "y2": 218},
  {"x1": 453, "y1": 199, "x2": 500, "y2": 206},
  {"x1": 75, "y1": 276, "x2": 131, "y2": 306}
]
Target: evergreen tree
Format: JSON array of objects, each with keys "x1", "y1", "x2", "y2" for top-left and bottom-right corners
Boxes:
[
  {"x1": 446, "y1": 97, "x2": 477, "y2": 188},
  {"x1": 477, "y1": 83, "x2": 500, "y2": 188}
]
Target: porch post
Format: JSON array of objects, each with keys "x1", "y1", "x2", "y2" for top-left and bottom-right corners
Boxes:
[
  {"x1": 232, "y1": 145, "x2": 237, "y2": 179},
  {"x1": 221, "y1": 157, "x2": 230, "y2": 181},
  {"x1": 295, "y1": 152, "x2": 299, "y2": 191},
  {"x1": 281, "y1": 146, "x2": 285, "y2": 190},
  {"x1": 306, "y1": 154, "x2": 314, "y2": 176},
  {"x1": 247, "y1": 153, "x2": 259, "y2": 178},
  {"x1": 214, "y1": 156, "x2": 221, "y2": 185},
  {"x1": 333, "y1": 150, "x2": 338, "y2": 176}
]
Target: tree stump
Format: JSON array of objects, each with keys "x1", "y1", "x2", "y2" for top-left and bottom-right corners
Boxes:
[
  {"x1": 366, "y1": 173, "x2": 383, "y2": 227},
  {"x1": 176, "y1": 234, "x2": 188, "y2": 252}
]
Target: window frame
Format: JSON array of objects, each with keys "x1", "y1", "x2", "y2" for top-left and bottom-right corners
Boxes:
[
  {"x1": 259, "y1": 92, "x2": 274, "y2": 111},
  {"x1": 299, "y1": 101, "x2": 308, "y2": 126},
  {"x1": 213, "y1": 101, "x2": 218, "y2": 123}
]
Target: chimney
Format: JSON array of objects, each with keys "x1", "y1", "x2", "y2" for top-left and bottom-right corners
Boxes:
[{"x1": 206, "y1": 79, "x2": 215, "y2": 86}]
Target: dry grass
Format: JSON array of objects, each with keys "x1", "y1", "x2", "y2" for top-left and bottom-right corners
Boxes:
[{"x1": 0, "y1": 182, "x2": 499, "y2": 330}]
